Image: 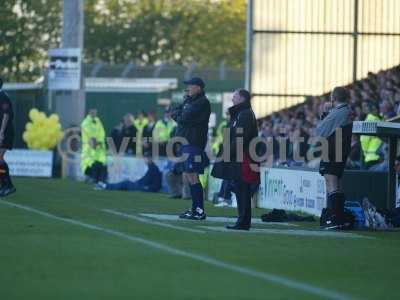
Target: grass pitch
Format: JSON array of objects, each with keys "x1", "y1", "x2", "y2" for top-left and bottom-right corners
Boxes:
[{"x1": 0, "y1": 178, "x2": 399, "y2": 300}]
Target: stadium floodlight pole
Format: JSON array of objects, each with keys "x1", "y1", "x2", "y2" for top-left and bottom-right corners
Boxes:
[
  {"x1": 56, "y1": 0, "x2": 85, "y2": 128},
  {"x1": 244, "y1": 0, "x2": 253, "y2": 92}
]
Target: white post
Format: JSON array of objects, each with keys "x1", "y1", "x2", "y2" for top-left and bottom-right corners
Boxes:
[{"x1": 55, "y1": 0, "x2": 85, "y2": 128}]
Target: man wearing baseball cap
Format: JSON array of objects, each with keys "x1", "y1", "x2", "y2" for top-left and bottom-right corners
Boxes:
[{"x1": 171, "y1": 77, "x2": 211, "y2": 220}]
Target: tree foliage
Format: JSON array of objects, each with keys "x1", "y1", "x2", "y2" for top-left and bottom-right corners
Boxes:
[
  {"x1": 85, "y1": 0, "x2": 246, "y2": 67},
  {"x1": 0, "y1": 0, "x2": 62, "y2": 81},
  {"x1": 0, "y1": 0, "x2": 246, "y2": 82}
]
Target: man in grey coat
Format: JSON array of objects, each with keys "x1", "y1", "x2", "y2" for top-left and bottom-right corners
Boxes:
[{"x1": 316, "y1": 86, "x2": 353, "y2": 230}]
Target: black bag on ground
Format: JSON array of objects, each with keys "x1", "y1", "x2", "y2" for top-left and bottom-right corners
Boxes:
[{"x1": 261, "y1": 209, "x2": 288, "y2": 222}]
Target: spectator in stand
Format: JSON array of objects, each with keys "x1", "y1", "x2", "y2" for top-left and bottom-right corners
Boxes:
[
  {"x1": 110, "y1": 120, "x2": 123, "y2": 152},
  {"x1": 352, "y1": 103, "x2": 365, "y2": 121},
  {"x1": 369, "y1": 143, "x2": 389, "y2": 172},
  {"x1": 360, "y1": 101, "x2": 384, "y2": 169},
  {"x1": 346, "y1": 135, "x2": 362, "y2": 170},
  {"x1": 212, "y1": 110, "x2": 230, "y2": 155},
  {"x1": 255, "y1": 65, "x2": 400, "y2": 171},
  {"x1": 133, "y1": 110, "x2": 148, "y2": 155},
  {"x1": 291, "y1": 126, "x2": 310, "y2": 165},
  {"x1": 121, "y1": 113, "x2": 137, "y2": 155},
  {"x1": 142, "y1": 111, "x2": 156, "y2": 155},
  {"x1": 380, "y1": 100, "x2": 396, "y2": 120},
  {"x1": 153, "y1": 107, "x2": 176, "y2": 156}
]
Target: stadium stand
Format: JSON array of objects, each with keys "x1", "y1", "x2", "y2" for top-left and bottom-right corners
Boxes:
[{"x1": 256, "y1": 65, "x2": 400, "y2": 170}]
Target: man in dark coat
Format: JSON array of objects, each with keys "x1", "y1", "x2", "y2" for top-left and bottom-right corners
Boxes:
[
  {"x1": 212, "y1": 89, "x2": 259, "y2": 230},
  {"x1": 171, "y1": 77, "x2": 211, "y2": 220},
  {"x1": 0, "y1": 78, "x2": 15, "y2": 197}
]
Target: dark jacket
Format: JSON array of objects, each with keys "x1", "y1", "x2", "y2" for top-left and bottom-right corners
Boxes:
[
  {"x1": 171, "y1": 92, "x2": 211, "y2": 151},
  {"x1": 211, "y1": 100, "x2": 259, "y2": 180},
  {"x1": 136, "y1": 162, "x2": 162, "y2": 192},
  {"x1": 142, "y1": 122, "x2": 156, "y2": 154},
  {"x1": 0, "y1": 90, "x2": 14, "y2": 137},
  {"x1": 110, "y1": 126, "x2": 123, "y2": 151},
  {"x1": 122, "y1": 125, "x2": 137, "y2": 154}
]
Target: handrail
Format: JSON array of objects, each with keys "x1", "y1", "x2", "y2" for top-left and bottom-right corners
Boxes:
[{"x1": 387, "y1": 114, "x2": 400, "y2": 123}]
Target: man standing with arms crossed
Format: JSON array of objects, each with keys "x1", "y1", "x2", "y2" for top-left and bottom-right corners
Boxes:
[
  {"x1": 316, "y1": 87, "x2": 354, "y2": 230},
  {"x1": 172, "y1": 77, "x2": 211, "y2": 220}
]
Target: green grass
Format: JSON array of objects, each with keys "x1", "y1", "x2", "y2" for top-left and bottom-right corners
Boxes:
[{"x1": 0, "y1": 178, "x2": 399, "y2": 300}]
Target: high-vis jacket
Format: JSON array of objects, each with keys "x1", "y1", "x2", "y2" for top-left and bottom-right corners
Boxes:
[
  {"x1": 153, "y1": 118, "x2": 176, "y2": 143},
  {"x1": 133, "y1": 117, "x2": 148, "y2": 155},
  {"x1": 81, "y1": 115, "x2": 107, "y2": 173},
  {"x1": 212, "y1": 119, "x2": 228, "y2": 154},
  {"x1": 360, "y1": 113, "x2": 383, "y2": 164}
]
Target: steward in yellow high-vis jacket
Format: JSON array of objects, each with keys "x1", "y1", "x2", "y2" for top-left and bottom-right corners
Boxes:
[
  {"x1": 212, "y1": 118, "x2": 228, "y2": 155},
  {"x1": 153, "y1": 108, "x2": 176, "y2": 156},
  {"x1": 133, "y1": 110, "x2": 148, "y2": 156},
  {"x1": 81, "y1": 108, "x2": 107, "y2": 183},
  {"x1": 360, "y1": 102, "x2": 384, "y2": 168}
]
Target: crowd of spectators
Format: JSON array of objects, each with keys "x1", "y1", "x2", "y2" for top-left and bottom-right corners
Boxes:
[
  {"x1": 82, "y1": 65, "x2": 400, "y2": 195},
  {"x1": 256, "y1": 65, "x2": 400, "y2": 171},
  {"x1": 82, "y1": 107, "x2": 183, "y2": 196}
]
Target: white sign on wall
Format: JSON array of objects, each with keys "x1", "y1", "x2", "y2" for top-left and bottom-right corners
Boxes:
[
  {"x1": 5, "y1": 150, "x2": 53, "y2": 177},
  {"x1": 107, "y1": 156, "x2": 167, "y2": 184},
  {"x1": 48, "y1": 48, "x2": 81, "y2": 90},
  {"x1": 259, "y1": 167, "x2": 326, "y2": 216},
  {"x1": 64, "y1": 154, "x2": 167, "y2": 189}
]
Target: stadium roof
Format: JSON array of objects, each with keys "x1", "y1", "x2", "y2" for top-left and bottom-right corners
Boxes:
[
  {"x1": 3, "y1": 82, "x2": 43, "y2": 91},
  {"x1": 85, "y1": 77, "x2": 177, "y2": 93},
  {"x1": 4, "y1": 77, "x2": 178, "y2": 93}
]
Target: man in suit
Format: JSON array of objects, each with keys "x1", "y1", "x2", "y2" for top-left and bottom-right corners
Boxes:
[{"x1": 212, "y1": 89, "x2": 259, "y2": 230}]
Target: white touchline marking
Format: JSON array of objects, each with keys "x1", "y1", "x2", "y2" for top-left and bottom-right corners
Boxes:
[
  {"x1": 101, "y1": 209, "x2": 206, "y2": 234},
  {"x1": 0, "y1": 199, "x2": 357, "y2": 300},
  {"x1": 140, "y1": 213, "x2": 299, "y2": 226},
  {"x1": 200, "y1": 226, "x2": 373, "y2": 239}
]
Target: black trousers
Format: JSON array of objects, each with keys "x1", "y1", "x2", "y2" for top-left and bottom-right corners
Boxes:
[
  {"x1": 85, "y1": 161, "x2": 107, "y2": 183},
  {"x1": 218, "y1": 179, "x2": 233, "y2": 201},
  {"x1": 233, "y1": 179, "x2": 252, "y2": 227}
]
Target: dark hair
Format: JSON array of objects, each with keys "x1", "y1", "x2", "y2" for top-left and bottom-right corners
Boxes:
[
  {"x1": 0, "y1": 78, "x2": 3, "y2": 89},
  {"x1": 238, "y1": 89, "x2": 251, "y2": 102},
  {"x1": 366, "y1": 100, "x2": 379, "y2": 112},
  {"x1": 331, "y1": 87, "x2": 349, "y2": 103}
]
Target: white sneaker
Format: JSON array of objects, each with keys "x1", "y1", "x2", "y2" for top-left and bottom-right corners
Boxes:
[
  {"x1": 94, "y1": 182, "x2": 107, "y2": 190},
  {"x1": 214, "y1": 201, "x2": 229, "y2": 207},
  {"x1": 231, "y1": 195, "x2": 237, "y2": 208}
]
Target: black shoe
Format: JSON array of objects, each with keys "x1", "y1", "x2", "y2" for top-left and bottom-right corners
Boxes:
[
  {"x1": 179, "y1": 209, "x2": 193, "y2": 219},
  {"x1": 226, "y1": 224, "x2": 250, "y2": 231},
  {"x1": 0, "y1": 186, "x2": 16, "y2": 197},
  {"x1": 320, "y1": 208, "x2": 352, "y2": 230},
  {"x1": 185, "y1": 208, "x2": 206, "y2": 220}
]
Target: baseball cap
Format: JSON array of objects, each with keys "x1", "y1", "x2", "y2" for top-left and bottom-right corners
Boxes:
[{"x1": 183, "y1": 77, "x2": 205, "y2": 89}]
